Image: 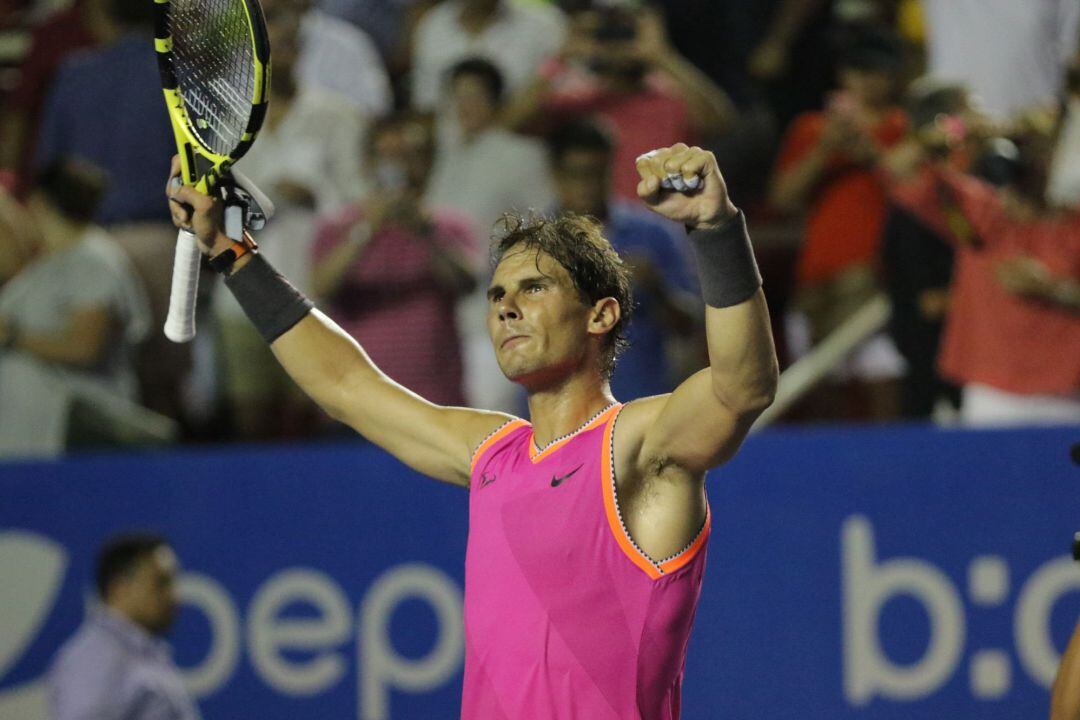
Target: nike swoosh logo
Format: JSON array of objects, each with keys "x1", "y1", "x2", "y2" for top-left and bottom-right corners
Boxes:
[{"x1": 550, "y1": 464, "x2": 584, "y2": 487}]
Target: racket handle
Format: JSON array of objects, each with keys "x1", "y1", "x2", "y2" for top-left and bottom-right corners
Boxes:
[{"x1": 164, "y1": 229, "x2": 202, "y2": 343}]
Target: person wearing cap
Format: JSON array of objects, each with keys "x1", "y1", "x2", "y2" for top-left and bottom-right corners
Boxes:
[{"x1": 768, "y1": 25, "x2": 909, "y2": 420}]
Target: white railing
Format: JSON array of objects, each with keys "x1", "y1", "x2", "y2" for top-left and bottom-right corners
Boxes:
[{"x1": 752, "y1": 294, "x2": 893, "y2": 432}]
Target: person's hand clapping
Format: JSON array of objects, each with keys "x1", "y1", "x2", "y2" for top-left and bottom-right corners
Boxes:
[{"x1": 635, "y1": 144, "x2": 737, "y2": 229}]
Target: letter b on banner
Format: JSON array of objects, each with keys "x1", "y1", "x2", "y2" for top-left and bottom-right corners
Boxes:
[{"x1": 842, "y1": 515, "x2": 965, "y2": 705}]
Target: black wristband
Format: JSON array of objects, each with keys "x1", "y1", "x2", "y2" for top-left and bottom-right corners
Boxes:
[
  {"x1": 224, "y1": 254, "x2": 314, "y2": 343},
  {"x1": 688, "y1": 210, "x2": 762, "y2": 308}
]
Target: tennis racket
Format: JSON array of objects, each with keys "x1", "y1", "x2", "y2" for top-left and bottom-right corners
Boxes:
[{"x1": 154, "y1": 0, "x2": 270, "y2": 342}]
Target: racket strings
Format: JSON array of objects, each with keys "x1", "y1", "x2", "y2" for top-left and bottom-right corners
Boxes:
[{"x1": 167, "y1": 0, "x2": 257, "y2": 156}]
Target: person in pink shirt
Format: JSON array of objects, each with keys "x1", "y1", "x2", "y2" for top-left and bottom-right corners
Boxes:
[
  {"x1": 166, "y1": 140, "x2": 777, "y2": 717},
  {"x1": 503, "y1": 4, "x2": 735, "y2": 201},
  {"x1": 311, "y1": 112, "x2": 479, "y2": 407}
]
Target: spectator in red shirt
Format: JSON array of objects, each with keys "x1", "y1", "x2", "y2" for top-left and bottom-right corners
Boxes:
[
  {"x1": 502, "y1": 3, "x2": 734, "y2": 201},
  {"x1": 312, "y1": 112, "x2": 479, "y2": 408},
  {"x1": 887, "y1": 116, "x2": 1080, "y2": 426},
  {"x1": 769, "y1": 25, "x2": 909, "y2": 420}
]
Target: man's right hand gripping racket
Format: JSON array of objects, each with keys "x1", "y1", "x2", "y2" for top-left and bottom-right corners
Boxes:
[{"x1": 153, "y1": 0, "x2": 270, "y2": 342}]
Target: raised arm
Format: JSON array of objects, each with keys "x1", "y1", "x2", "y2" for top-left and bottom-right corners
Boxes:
[
  {"x1": 628, "y1": 145, "x2": 778, "y2": 475},
  {"x1": 166, "y1": 160, "x2": 507, "y2": 486},
  {"x1": 635, "y1": 7, "x2": 735, "y2": 138}
]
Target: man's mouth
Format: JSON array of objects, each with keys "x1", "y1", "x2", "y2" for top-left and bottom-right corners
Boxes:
[{"x1": 501, "y1": 335, "x2": 528, "y2": 348}]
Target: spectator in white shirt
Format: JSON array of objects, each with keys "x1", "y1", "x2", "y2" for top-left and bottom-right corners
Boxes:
[
  {"x1": 923, "y1": 0, "x2": 1080, "y2": 119},
  {"x1": 427, "y1": 57, "x2": 554, "y2": 236},
  {"x1": 275, "y1": 0, "x2": 393, "y2": 116},
  {"x1": 0, "y1": 159, "x2": 150, "y2": 458},
  {"x1": 411, "y1": 0, "x2": 566, "y2": 111},
  {"x1": 426, "y1": 56, "x2": 555, "y2": 412}
]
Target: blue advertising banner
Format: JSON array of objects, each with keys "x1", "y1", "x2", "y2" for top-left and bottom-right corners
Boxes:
[{"x1": 1, "y1": 425, "x2": 1078, "y2": 719}]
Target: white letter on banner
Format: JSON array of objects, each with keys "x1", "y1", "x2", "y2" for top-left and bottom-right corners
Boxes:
[
  {"x1": 842, "y1": 515, "x2": 965, "y2": 705},
  {"x1": 359, "y1": 564, "x2": 464, "y2": 720},
  {"x1": 248, "y1": 568, "x2": 352, "y2": 695},
  {"x1": 1015, "y1": 557, "x2": 1080, "y2": 687},
  {"x1": 178, "y1": 573, "x2": 240, "y2": 697}
]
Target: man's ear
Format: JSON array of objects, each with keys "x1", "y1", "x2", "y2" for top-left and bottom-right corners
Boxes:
[{"x1": 586, "y1": 296, "x2": 621, "y2": 338}]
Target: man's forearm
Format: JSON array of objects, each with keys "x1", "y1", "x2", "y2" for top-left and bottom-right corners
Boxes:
[
  {"x1": 763, "y1": 0, "x2": 827, "y2": 49},
  {"x1": 687, "y1": 213, "x2": 778, "y2": 415},
  {"x1": 770, "y1": 143, "x2": 829, "y2": 212},
  {"x1": 652, "y1": 51, "x2": 734, "y2": 137},
  {"x1": 269, "y1": 310, "x2": 384, "y2": 423},
  {"x1": 7, "y1": 309, "x2": 111, "y2": 368},
  {"x1": 1021, "y1": 275, "x2": 1080, "y2": 312},
  {"x1": 311, "y1": 224, "x2": 373, "y2": 298},
  {"x1": 15, "y1": 331, "x2": 106, "y2": 368},
  {"x1": 705, "y1": 290, "x2": 778, "y2": 416}
]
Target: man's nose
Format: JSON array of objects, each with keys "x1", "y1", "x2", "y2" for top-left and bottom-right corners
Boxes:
[{"x1": 497, "y1": 293, "x2": 520, "y2": 322}]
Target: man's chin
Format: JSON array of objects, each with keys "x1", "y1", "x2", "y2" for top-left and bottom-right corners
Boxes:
[
  {"x1": 147, "y1": 614, "x2": 176, "y2": 636},
  {"x1": 500, "y1": 364, "x2": 527, "y2": 384}
]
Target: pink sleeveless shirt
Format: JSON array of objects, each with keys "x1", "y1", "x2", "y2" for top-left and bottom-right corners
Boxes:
[{"x1": 462, "y1": 403, "x2": 711, "y2": 720}]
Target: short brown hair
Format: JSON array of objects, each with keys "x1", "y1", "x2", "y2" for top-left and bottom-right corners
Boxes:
[
  {"x1": 96, "y1": 532, "x2": 167, "y2": 599},
  {"x1": 491, "y1": 212, "x2": 633, "y2": 379}
]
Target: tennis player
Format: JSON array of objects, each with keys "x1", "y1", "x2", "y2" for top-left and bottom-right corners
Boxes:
[{"x1": 167, "y1": 143, "x2": 777, "y2": 718}]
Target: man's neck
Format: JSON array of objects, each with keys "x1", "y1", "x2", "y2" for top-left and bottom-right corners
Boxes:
[
  {"x1": 526, "y1": 371, "x2": 615, "y2": 448},
  {"x1": 99, "y1": 603, "x2": 155, "y2": 641}
]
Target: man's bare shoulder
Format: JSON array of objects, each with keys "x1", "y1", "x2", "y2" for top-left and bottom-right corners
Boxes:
[{"x1": 456, "y1": 408, "x2": 526, "y2": 477}]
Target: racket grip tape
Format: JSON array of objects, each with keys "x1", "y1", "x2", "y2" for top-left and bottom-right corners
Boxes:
[{"x1": 164, "y1": 230, "x2": 202, "y2": 343}]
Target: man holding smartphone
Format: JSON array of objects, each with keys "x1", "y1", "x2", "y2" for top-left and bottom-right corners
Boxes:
[{"x1": 310, "y1": 112, "x2": 479, "y2": 410}]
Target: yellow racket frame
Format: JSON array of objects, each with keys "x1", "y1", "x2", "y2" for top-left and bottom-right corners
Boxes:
[{"x1": 152, "y1": 0, "x2": 270, "y2": 193}]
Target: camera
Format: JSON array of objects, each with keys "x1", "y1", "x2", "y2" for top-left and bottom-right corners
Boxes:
[{"x1": 591, "y1": 7, "x2": 637, "y2": 43}]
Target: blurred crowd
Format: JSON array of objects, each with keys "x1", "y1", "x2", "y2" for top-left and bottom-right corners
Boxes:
[{"x1": 1, "y1": 0, "x2": 1078, "y2": 457}]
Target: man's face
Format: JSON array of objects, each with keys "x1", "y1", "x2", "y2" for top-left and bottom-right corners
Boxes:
[
  {"x1": 371, "y1": 124, "x2": 434, "y2": 193},
  {"x1": 452, "y1": 75, "x2": 497, "y2": 136},
  {"x1": 486, "y1": 246, "x2": 594, "y2": 387},
  {"x1": 553, "y1": 149, "x2": 611, "y2": 218},
  {"x1": 113, "y1": 546, "x2": 179, "y2": 635},
  {"x1": 838, "y1": 67, "x2": 895, "y2": 108}
]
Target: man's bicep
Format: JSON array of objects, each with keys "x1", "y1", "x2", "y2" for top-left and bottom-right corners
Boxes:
[{"x1": 633, "y1": 371, "x2": 750, "y2": 475}]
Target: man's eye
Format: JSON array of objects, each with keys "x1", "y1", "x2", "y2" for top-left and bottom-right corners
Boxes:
[{"x1": 527, "y1": 284, "x2": 543, "y2": 293}]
